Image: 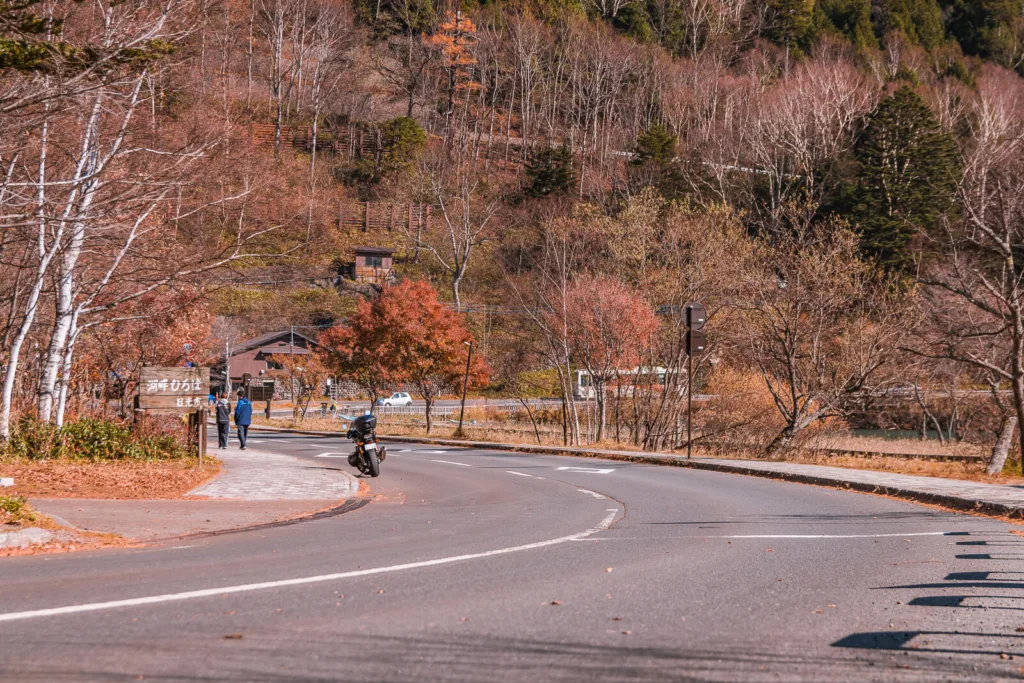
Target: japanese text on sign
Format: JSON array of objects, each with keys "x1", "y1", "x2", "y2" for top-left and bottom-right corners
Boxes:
[{"x1": 144, "y1": 378, "x2": 203, "y2": 394}]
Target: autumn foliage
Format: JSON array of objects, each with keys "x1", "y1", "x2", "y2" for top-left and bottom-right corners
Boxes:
[
  {"x1": 321, "y1": 281, "x2": 487, "y2": 432},
  {"x1": 559, "y1": 276, "x2": 659, "y2": 441}
]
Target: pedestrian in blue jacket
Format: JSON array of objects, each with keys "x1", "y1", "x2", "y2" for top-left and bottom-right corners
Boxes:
[{"x1": 234, "y1": 389, "x2": 252, "y2": 450}]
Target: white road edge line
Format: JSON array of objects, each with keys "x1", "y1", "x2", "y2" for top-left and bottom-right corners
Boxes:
[
  {"x1": 431, "y1": 460, "x2": 471, "y2": 467},
  {"x1": 0, "y1": 510, "x2": 620, "y2": 624},
  {"x1": 576, "y1": 488, "x2": 606, "y2": 500},
  {"x1": 714, "y1": 532, "x2": 953, "y2": 539}
]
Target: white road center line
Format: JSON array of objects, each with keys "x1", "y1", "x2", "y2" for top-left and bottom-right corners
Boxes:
[
  {"x1": 431, "y1": 459, "x2": 471, "y2": 467},
  {"x1": 417, "y1": 450, "x2": 448, "y2": 454},
  {"x1": 557, "y1": 466, "x2": 615, "y2": 474},
  {"x1": 576, "y1": 488, "x2": 606, "y2": 500},
  {"x1": 0, "y1": 510, "x2": 620, "y2": 624},
  {"x1": 314, "y1": 453, "x2": 348, "y2": 458},
  {"x1": 714, "y1": 532, "x2": 953, "y2": 539}
]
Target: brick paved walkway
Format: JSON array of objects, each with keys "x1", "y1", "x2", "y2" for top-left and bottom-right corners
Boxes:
[{"x1": 189, "y1": 445, "x2": 357, "y2": 501}]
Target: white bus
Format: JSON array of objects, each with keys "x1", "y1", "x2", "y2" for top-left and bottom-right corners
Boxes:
[{"x1": 574, "y1": 367, "x2": 677, "y2": 400}]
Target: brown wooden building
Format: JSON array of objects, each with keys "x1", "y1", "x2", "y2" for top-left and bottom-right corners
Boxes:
[
  {"x1": 215, "y1": 330, "x2": 320, "y2": 400},
  {"x1": 343, "y1": 246, "x2": 395, "y2": 285}
]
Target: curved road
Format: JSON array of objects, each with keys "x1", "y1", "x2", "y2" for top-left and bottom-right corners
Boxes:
[{"x1": 2, "y1": 433, "x2": 1023, "y2": 681}]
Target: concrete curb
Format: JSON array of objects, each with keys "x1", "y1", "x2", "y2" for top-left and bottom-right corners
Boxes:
[{"x1": 248, "y1": 424, "x2": 1024, "y2": 519}]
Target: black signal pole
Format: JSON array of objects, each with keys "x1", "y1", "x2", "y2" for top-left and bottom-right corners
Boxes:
[
  {"x1": 687, "y1": 350, "x2": 693, "y2": 460},
  {"x1": 457, "y1": 341, "x2": 472, "y2": 436},
  {"x1": 683, "y1": 302, "x2": 706, "y2": 460}
]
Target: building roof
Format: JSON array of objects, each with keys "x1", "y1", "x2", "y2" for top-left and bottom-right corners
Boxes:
[
  {"x1": 233, "y1": 330, "x2": 319, "y2": 356},
  {"x1": 353, "y1": 245, "x2": 396, "y2": 255},
  {"x1": 256, "y1": 345, "x2": 310, "y2": 356}
]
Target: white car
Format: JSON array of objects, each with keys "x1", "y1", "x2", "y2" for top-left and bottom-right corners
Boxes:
[{"x1": 378, "y1": 392, "x2": 413, "y2": 407}]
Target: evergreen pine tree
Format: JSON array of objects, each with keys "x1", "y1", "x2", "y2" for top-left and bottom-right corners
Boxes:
[
  {"x1": 525, "y1": 146, "x2": 575, "y2": 197},
  {"x1": 764, "y1": 0, "x2": 816, "y2": 52},
  {"x1": 815, "y1": 0, "x2": 877, "y2": 50},
  {"x1": 630, "y1": 124, "x2": 685, "y2": 198},
  {"x1": 851, "y1": 86, "x2": 959, "y2": 273},
  {"x1": 1, "y1": 0, "x2": 64, "y2": 70}
]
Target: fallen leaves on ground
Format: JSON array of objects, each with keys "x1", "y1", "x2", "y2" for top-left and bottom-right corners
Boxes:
[
  {"x1": 0, "y1": 459, "x2": 220, "y2": 499},
  {"x1": 550, "y1": 600, "x2": 561, "y2": 606},
  {"x1": 224, "y1": 634, "x2": 243, "y2": 640}
]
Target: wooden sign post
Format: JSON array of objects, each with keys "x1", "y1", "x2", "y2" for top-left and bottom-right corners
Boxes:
[{"x1": 138, "y1": 367, "x2": 211, "y2": 467}]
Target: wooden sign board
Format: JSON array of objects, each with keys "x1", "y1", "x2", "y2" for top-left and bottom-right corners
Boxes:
[{"x1": 139, "y1": 367, "x2": 210, "y2": 414}]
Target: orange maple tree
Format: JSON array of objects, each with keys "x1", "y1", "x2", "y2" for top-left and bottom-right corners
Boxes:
[
  {"x1": 323, "y1": 280, "x2": 487, "y2": 433},
  {"x1": 559, "y1": 275, "x2": 659, "y2": 442}
]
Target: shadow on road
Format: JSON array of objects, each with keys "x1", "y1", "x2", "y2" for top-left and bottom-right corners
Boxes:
[{"x1": 833, "y1": 530, "x2": 1024, "y2": 666}]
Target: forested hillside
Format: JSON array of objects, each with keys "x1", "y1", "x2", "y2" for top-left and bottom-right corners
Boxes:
[{"x1": 3, "y1": 0, "x2": 1024, "y2": 461}]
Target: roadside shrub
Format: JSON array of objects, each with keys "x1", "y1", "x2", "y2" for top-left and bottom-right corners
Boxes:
[
  {"x1": 1, "y1": 416, "x2": 189, "y2": 462},
  {"x1": 2, "y1": 416, "x2": 60, "y2": 460},
  {"x1": 0, "y1": 495, "x2": 36, "y2": 525},
  {"x1": 699, "y1": 368, "x2": 784, "y2": 453}
]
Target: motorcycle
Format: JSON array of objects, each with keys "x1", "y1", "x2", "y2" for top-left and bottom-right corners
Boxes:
[{"x1": 346, "y1": 412, "x2": 386, "y2": 477}]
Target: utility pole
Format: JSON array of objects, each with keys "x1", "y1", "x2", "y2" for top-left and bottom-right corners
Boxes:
[{"x1": 224, "y1": 339, "x2": 231, "y2": 396}]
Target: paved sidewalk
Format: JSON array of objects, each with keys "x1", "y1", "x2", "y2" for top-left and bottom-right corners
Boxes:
[
  {"x1": 30, "y1": 445, "x2": 358, "y2": 541},
  {"x1": 189, "y1": 444, "x2": 356, "y2": 500}
]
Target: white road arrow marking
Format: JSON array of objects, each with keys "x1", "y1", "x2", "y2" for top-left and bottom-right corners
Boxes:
[{"x1": 556, "y1": 467, "x2": 615, "y2": 474}]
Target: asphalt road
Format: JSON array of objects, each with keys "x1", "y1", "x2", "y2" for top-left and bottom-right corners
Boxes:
[{"x1": 2, "y1": 433, "x2": 1024, "y2": 681}]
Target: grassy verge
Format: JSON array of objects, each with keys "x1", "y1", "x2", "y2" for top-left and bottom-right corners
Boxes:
[
  {"x1": 1, "y1": 458, "x2": 220, "y2": 499},
  {"x1": 0, "y1": 415, "x2": 220, "y2": 499}
]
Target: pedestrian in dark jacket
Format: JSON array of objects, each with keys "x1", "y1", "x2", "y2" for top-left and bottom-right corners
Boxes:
[
  {"x1": 215, "y1": 393, "x2": 231, "y2": 449},
  {"x1": 234, "y1": 389, "x2": 252, "y2": 450}
]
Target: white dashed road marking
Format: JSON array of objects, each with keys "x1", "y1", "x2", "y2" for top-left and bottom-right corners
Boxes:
[
  {"x1": 314, "y1": 453, "x2": 348, "y2": 458},
  {"x1": 557, "y1": 467, "x2": 615, "y2": 474},
  {"x1": 506, "y1": 471, "x2": 534, "y2": 478},
  {"x1": 576, "y1": 488, "x2": 606, "y2": 500},
  {"x1": 432, "y1": 460, "x2": 471, "y2": 467}
]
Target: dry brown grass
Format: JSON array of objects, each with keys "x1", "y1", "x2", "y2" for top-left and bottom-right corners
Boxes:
[
  {"x1": 0, "y1": 457, "x2": 220, "y2": 499},
  {"x1": 749, "y1": 449, "x2": 1024, "y2": 485},
  {"x1": 804, "y1": 432, "x2": 986, "y2": 458}
]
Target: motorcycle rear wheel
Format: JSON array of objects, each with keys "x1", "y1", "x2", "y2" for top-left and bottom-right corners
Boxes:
[{"x1": 367, "y1": 448, "x2": 380, "y2": 477}]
